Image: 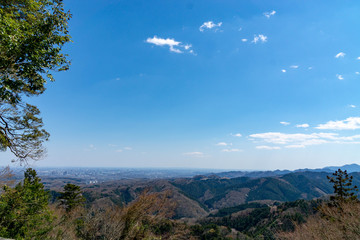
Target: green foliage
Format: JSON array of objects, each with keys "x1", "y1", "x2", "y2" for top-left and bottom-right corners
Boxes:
[
  {"x1": 190, "y1": 224, "x2": 232, "y2": 240},
  {"x1": 327, "y1": 168, "x2": 358, "y2": 204},
  {"x1": 58, "y1": 183, "x2": 85, "y2": 212},
  {"x1": 0, "y1": 168, "x2": 54, "y2": 239},
  {"x1": 0, "y1": 0, "x2": 71, "y2": 163}
]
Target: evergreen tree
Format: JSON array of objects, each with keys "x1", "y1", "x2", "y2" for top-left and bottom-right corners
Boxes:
[
  {"x1": 327, "y1": 168, "x2": 358, "y2": 203},
  {"x1": 0, "y1": 0, "x2": 71, "y2": 163},
  {"x1": 0, "y1": 168, "x2": 54, "y2": 239},
  {"x1": 58, "y1": 183, "x2": 85, "y2": 213}
]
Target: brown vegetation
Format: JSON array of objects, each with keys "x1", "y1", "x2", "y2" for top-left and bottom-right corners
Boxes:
[
  {"x1": 47, "y1": 190, "x2": 196, "y2": 240},
  {"x1": 277, "y1": 201, "x2": 360, "y2": 240}
]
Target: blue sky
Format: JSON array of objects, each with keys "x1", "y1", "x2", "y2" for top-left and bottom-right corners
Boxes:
[{"x1": 4, "y1": 0, "x2": 360, "y2": 170}]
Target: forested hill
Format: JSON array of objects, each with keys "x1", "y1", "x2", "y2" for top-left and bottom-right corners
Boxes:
[
  {"x1": 170, "y1": 171, "x2": 336, "y2": 210},
  {"x1": 75, "y1": 171, "x2": 360, "y2": 219}
]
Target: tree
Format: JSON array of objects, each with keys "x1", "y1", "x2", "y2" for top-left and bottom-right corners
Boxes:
[
  {"x1": 0, "y1": 0, "x2": 71, "y2": 163},
  {"x1": 327, "y1": 168, "x2": 358, "y2": 203},
  {"x1": 58, "y1": 183, "x2": 85, "y2": 213},
  {"x1": 0, "y1": 168, "x2": 54, "y2": 239}
]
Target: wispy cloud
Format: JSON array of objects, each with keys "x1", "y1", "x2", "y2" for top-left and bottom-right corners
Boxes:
[
  {"x1": 216, "y1": 142, "x2": 231, "y2": 146},
  {"x1": 285, "y1": 144, "x2": 305, "y2": 149},
  {"x1": 290, "y1": 65, "x2": 299, "y2": 69},
  {"x1": 296, "y1": 123, "x2": 309, "y2": 128},
  {"x1": 231, "y1": 133, "x2": 242, "y2": 137},
  {"x1": 281, "y1": 69, "x2": 286, "y2": 73},
  {"x1": 146, "y1": 36, "x2": 193, "y2": 54},
  {"x1": 280, "y1": 121, "x2": 290, "y2": 126},
  {"x1": 124, "y1": 147, "x2": 132, "y2": 150},
  {"x1": 183, "y1": 152, "x2": 205, "y2": 157},
  {"x1": 250, "y1": 132, "x2": 323, "y2": 145},
  {"x1": 199, "y1": 21, "x2": 222, "y2": 32},
  {"x1": 85, "y1": 144, "x2": 97, "y2": 151},
  {"x1": 336, "y1": 74, "x2": 344, "y2": 80},
  {"x1": 256, "y1": 145, "x2": 281, "y2": 150},
  {"x1": 263, "y1": 10, "x2": 276, "y2": 19},
  {"x1": 335, "y1": 52, "x2": 346, "y2": 58},
  {"x1": 252, "y1": 34, "x2": 267, "y2": 44},
  {"x1": 250, "y1": 131, "x2": 360, "y2": 149},
  {"x1": 222, "y1": 148, "x2": 242, "y2": 152},
  {"x1": 316, "y1": 117, "x2": 360, "y2": 130},
  {"x1": 241, "y1": 39, "x2": 248, "y2": 42},
  {"x1": 349, "y1": 105, "x2": 356, "y2": 108}
]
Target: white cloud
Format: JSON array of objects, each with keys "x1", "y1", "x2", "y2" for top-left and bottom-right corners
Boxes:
[
  {"x1": 356, "y1": 72, "x2": 360, "y2": 75},
  {"x1": 124, "y1": 147, "x2": 132, "y2": 150},
  {"x1": 357, "y1": 57, "x2": 360, "y2": 60},
  {"x1": 335, "y1": 52, "x2": 346, "y2": 58},
  {"x1": 183, "y1": 152, "x2": 204, "y2": 157},
  {"x1": 281, "y1": 69, "x2": 286, "y2": 73},
  {"x1": 316, "y1": 117, "x2": 360, "y2": 130},
  {"x1": 249, "y1": 132, "x2": 355, "y2": 147},
  {"x1": 256, "y1": 145, "x2": 281, "y2": 150},
  {"x1": 231, "y1": 133, "x2": 242, "y2": 137},
  {"x1": 263, "y1": 10, "x2": 276, "y2": 19},
  {"x1": 116, "y1": 149, "x2": 123, "y2": 152},
  {"x1": 337, "y1": 74, "x2": 344, "y2": 80},
  {"x1": 222, "y1": 148, "x2": 242, "y2": 152},
  {"x1": 146, "y1": 36, "x2": 193, "y2": 54},
  {"x1": 250, "y1": 132, "x2": 319, "y2": 145},
  {"x1": 280, "y1": 121, "x2": 290, "y2": 126},
  {"x1": 349, "y1": 105, "x2": 356, "y2": 108},
  {"x1": 85, "y1": 144, "x2": 97, "y2": 151},
  {"x1": 241, "y1": 39, "x2": 248, "y2": 42},
  {"x1": 216, "y1": 142, "x2": 230, "y2": 146},
  {"x1": 250, "y1": 124, "x2": 360, "y2": 149},
  {"x1": 308, "y1": 67, "x2": 313, "y2": 70},
  {"x1": 199, "y1": 21, "x2": 222, "y2": 32},
  {"x1": 290, "y1": 65, "x2": 299, "y2": 69},
  {"x1": 296, "y1": 123, "x2": 309, "y2": 128},
  {"x1": 285, "y1": 144, "x2": 305, "y2": 148},
  {"x1": 252, "y1": 34, "x2": 267, "y2": 44}
]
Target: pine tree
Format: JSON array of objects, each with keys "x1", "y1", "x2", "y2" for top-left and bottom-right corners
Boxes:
[
  {"x1": 327, "y1": 168, "x2": 358, "y2": 203},
  {"x1": 58, "y1": 183, "x2": 85, "y2": 213},
  {"x1": 0, "y1": 168, "x2": 54, "y2": 239}
]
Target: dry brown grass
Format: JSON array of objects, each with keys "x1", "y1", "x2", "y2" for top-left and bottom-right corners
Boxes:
[
  {"x1": 277, "y1": 201, "x2": 360, "y2": 240},
  {"x1": 47, "y1": 190, "x2": 190, "y2": 240}
]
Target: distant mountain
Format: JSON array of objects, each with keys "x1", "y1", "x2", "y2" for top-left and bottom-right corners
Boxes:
[
  {"x1": 321, "y1": 163, "x2": 360, "y2": 173},
  {"x1": 76, "y1": 170, "x2": 354, "y2": 218},
  {"x1": 212, "y1": 163, "x2": 360, "y2": 179},
  {"x1": 45, "y1": 164, "x2": 360, "y2": 219}
]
